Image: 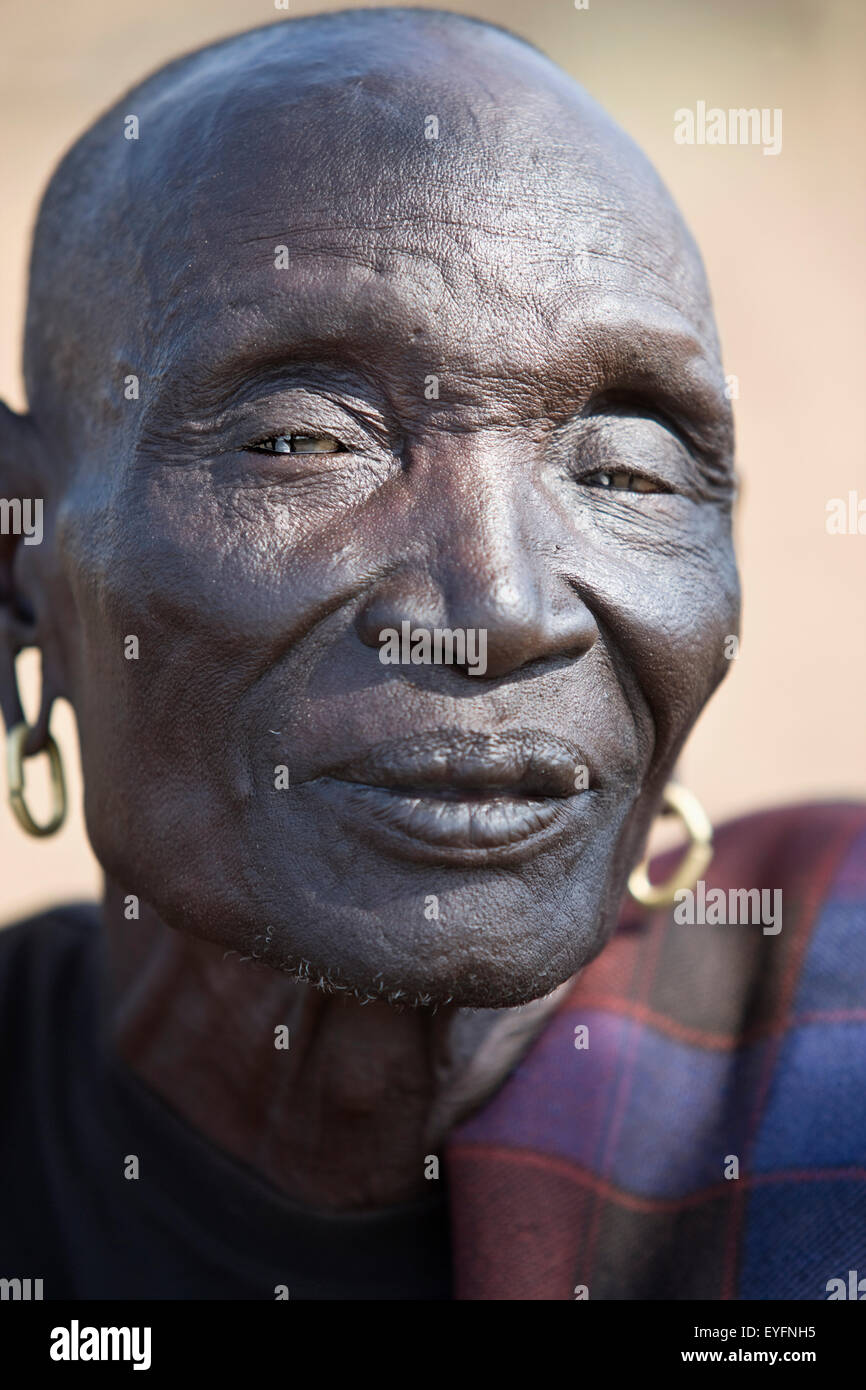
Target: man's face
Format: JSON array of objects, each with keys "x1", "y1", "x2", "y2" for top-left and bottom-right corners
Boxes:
[{"x1": 48, "y1": 26, "x2": 738, "y2": 1007}]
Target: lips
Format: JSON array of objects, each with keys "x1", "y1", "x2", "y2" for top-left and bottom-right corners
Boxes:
[
  {"x1": 324, "y1": 729, "x2": 589, "y2": 796},
  {"x1": 309, "y1": 730, "x2": 593, "y2": 861}
]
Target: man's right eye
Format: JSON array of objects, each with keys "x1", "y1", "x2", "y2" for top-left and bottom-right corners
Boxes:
[
  {"x1": 582, "y1": 469, "x2": 666, "y2": 493},
  {"x1": 248, "y1": 434, "x2": 346, "y2": 455}
]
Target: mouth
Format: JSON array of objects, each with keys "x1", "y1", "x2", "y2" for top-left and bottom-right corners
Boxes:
[{"x1": 309, "y1": 730, "x2": 594, "y2": 863}]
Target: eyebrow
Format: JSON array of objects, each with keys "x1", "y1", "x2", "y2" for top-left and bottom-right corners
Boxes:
[
  {"x1": 549, "y1": 290, "x2": 735, "y2": 477},
  {"x1": 141, "y1": 280, "x2": 733, "y2": 488},
  {"x1": 154, "y1": 293, "x2": 724, "y2": 404}
]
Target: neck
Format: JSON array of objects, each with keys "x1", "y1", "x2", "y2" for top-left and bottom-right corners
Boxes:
[{"x1": 102, "y1": 879, "x2": 569, "y2": 1210}]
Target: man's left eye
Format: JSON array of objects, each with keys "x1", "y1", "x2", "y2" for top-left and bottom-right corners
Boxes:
[
  {"x1": 248, "y1": 434, "x2": 346, "y2": 455},
  {"x1": 583, "y1": 470, "x2": 664, "y2": 493}
]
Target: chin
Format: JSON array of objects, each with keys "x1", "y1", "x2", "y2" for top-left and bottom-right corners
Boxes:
[{"x1": 228, "y1": 862, "x2": 618, "y2": 1010}]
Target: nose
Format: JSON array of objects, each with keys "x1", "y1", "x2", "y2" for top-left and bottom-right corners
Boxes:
[{"x1": 355, "y1": 438, "x2": 597, "y2": 680}]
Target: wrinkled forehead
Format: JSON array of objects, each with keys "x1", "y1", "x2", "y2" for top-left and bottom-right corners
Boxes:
[
  {"x1": 28, "y1": 20, "x2": 727, "y2": 457},
  {"x1": 124, "y1": 33, "x2": 715, "y2": 365}
]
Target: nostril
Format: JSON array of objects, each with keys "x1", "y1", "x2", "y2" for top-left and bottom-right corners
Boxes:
[{"x1": 355, "y1": 572, "x2": 445, "y2": 652}]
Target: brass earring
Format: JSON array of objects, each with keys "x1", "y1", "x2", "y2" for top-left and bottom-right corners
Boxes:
[
  {"x1": 6, "y1": 720, "x2": 67, "y2": 838},
  {"x1": 627, "y1": 782, "x2": 713, "y2": 908}
]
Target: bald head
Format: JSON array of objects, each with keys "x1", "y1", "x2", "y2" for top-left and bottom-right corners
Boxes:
[{"x1": 23, "y1": 7, "x2": 728, "y2": 480}]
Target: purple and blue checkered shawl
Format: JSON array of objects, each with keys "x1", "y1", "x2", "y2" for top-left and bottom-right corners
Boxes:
[{"x1": 446, "y1": 802, "x2": 866, "y2": 1300}]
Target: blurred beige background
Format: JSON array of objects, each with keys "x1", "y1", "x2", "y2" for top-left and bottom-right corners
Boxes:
[{"x1": 1, "y1": 0, "x2": 863, "y2": 924}]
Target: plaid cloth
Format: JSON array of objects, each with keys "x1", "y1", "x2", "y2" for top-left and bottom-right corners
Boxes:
[{"x1": 446, "y1": 802, "x2": 866, "y2": 1300}]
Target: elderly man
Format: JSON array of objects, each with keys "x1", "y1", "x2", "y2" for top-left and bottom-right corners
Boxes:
[{"x1": 0, "y1": 9, "x2": 864, "y2": 1301}]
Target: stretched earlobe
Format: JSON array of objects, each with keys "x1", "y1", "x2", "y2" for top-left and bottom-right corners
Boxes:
[
  {"x1": 0, "y1": 647, "x2": 25, "y2": 733},
  {"x1": 0, "y1": 400, "x2": 55, "y2": 742}
]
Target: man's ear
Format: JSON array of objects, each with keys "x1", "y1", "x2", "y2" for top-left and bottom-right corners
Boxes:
[{"x1": 0, "y1": 400, "x2": 58, "y2": 749}]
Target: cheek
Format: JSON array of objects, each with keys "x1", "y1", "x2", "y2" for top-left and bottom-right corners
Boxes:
[
  {"x1": 55, "y1": 484, "x2": 245, "y2": 893},
  {"x1": 563, "y1": 507, "x2": 739, "y2": 759},
  {"x1": 54, "y1": 470, "x2": 382, "y2": 909},
  {"x1": 642, "y1": 558, "x2": 739, "y2": 737},
  {"x1": 656, "y1": 539, "x2": 741, "y2": 730}
]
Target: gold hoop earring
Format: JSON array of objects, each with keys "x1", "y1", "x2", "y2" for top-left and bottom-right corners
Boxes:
[
  {"x1": 627, "y1": 782, "x2": 713, "y2": 908},
  {"x1": 6, "y1": 720, "x2": 67, "y2": 838}
]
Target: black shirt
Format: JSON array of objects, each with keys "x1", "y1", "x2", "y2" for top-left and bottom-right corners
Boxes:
[{"x1": 0, "y1": 906, "x2": 452, "y2": 1300}]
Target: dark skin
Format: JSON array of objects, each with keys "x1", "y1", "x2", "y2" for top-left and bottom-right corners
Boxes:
[{"x1": 0, "y1": 12, "x2": 738, "y2": 1209}]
